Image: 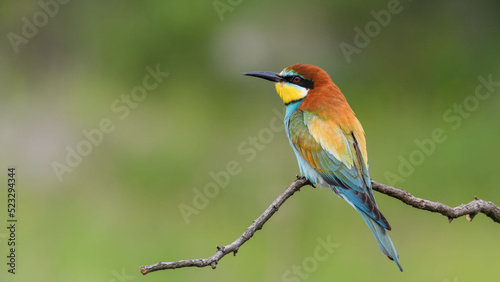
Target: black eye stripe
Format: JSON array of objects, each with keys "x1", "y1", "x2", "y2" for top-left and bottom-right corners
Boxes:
[{"x1": 284, "y1": 75, "x2": 315, "y2": 89}]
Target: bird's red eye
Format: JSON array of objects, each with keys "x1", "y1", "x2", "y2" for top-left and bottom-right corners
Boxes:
[{"x1": 293, "y1": 76, "x2": 301, "y2": 83}]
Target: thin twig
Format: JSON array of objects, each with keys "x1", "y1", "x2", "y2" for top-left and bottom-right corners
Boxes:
[
  {"x1": 140, "y1": 178, "x2": 499, "y2": 275},
  {"x1": 140, "y1": 176, "x2": 311, "y2": 275}
]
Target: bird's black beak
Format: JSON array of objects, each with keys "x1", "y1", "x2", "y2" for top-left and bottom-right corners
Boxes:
[{"x1": 243, "y1": 71, "x2": 283, "y2": 83}]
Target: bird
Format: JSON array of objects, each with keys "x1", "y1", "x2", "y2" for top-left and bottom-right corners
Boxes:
[{"x1": 243, "y1": 64, "x2": 402, "y2": 272}]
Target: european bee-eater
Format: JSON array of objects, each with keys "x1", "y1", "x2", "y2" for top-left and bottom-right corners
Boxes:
[{"x1": 243, "y1": 64, "x2": 402, "y2": 271}]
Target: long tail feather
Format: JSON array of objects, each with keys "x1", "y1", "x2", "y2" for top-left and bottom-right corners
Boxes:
[{"x1": 357, "y1": 208, "x2": 403, "y2": 272}]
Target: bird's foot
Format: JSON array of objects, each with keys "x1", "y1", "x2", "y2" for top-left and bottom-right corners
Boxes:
[{"x1": 295, "y1": 174, "x2": 316, "y2": 188}]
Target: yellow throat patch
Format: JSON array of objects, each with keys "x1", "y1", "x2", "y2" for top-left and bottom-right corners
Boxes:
[{"x1": 275, "y1": 82, "x2": 308, "y2": 104}]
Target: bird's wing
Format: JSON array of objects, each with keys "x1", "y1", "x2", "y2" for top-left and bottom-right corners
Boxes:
[{"x1": 288, "y1": 110, "x2": 390, "y2": 230}]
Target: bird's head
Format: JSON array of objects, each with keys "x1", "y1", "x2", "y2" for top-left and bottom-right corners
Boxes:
[{"x1": 243, "y1": 64, "x2": 331, "y2": 105}]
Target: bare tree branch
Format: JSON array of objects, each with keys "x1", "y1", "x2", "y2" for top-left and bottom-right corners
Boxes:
[
  {"x1": 140, "y1": 177, "x2": 500, "y2": 275},
  {"x1": 371, "y1": 181, "x2": 500, "y2": 223}
]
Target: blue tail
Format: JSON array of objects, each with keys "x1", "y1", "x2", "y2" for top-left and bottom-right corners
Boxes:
[{"x1": 357, "y1": 208, "x2": 403, "y2": 272}]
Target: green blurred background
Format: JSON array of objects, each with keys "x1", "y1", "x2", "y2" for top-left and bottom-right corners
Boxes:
[{"x1": 1, "y1": 1, "x2": 500, "y2": 281}]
